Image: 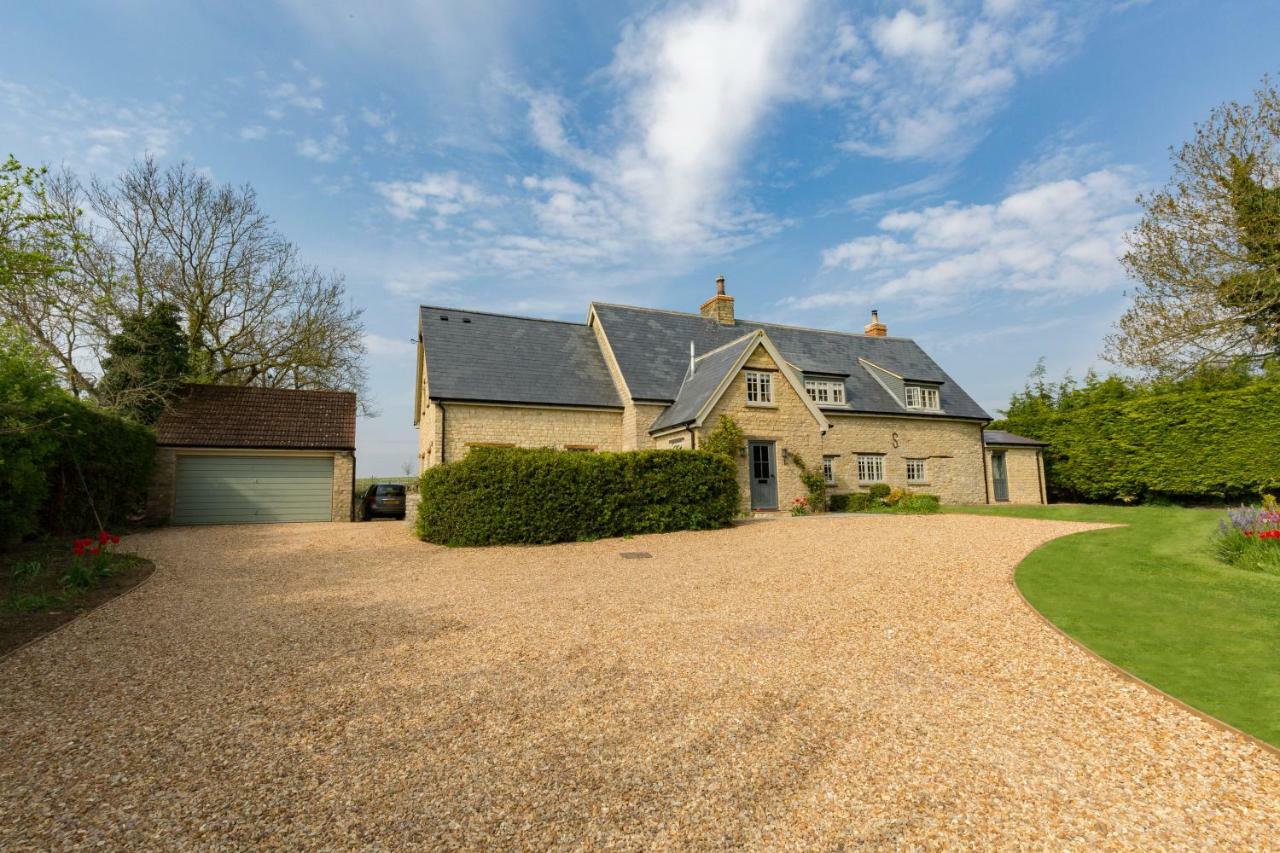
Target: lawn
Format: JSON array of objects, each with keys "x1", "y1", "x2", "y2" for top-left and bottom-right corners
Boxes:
[{"x1": 947, "y1": 504, "x2": 1280, "y2": 747}]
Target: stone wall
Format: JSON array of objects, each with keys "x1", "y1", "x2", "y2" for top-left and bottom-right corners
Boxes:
[
  {"x1": 986, "y1": 447, "x2": 1045, "y2": 504},
  {"x1": 823, "y1": 414, "x2": 988, "y2": 505},
  {"x1": 434, "y1": 403, "x2": 624, "y2": 463}
]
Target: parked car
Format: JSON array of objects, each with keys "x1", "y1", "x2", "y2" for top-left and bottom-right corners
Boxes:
[{"x1": 359, "y1": 483, "x2": 407, "y2": 520}]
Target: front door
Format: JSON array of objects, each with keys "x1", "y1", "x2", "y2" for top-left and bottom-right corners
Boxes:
[
  {"x1": 748, "y1": 441, "x2": 778, "y2": 510},
  {"x1": 991, "y1": 450, "x2": 1009, "y2": 502}
]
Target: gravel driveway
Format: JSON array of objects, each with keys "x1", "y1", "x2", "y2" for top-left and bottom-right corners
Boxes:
[{"x1": 1, "y1": 516, "x2": 1276, "y2": 848}]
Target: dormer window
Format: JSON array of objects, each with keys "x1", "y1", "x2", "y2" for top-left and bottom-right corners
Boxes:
[
  {"x1": 905, "y1": 384, "x2": 940, "y2": 410},
  {"x1": 745, "y1": 370, "x2": 773, "y2": 405},
  {"x1": 804, "y1": 378, "x2": 845, "y2": 405}
]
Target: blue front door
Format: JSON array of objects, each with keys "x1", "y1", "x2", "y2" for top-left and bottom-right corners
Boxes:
[{"x1": 748, "y1": 441, "x2": 778, "y2": 510}]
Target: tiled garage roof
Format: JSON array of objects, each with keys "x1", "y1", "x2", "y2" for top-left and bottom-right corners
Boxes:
[{"x1": 155, "y1": 385, "x2": 357, "y2": 450}]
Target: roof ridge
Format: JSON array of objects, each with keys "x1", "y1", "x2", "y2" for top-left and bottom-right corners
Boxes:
[
  {"x1": 420, "y1": 305, "x2": 588, "y2": 327},
  {"x1": 590, "y1": 301, "x2": 916, "y2": 342}
]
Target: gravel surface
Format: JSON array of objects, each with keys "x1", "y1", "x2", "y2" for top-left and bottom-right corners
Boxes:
[{"x1": 1, "y1": 515, "x2": 1276, "y2": 848}]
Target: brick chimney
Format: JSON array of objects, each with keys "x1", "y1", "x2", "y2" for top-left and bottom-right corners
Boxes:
[
  {"x1": 864, "y1": 309, "x2": 887, "y2": 337},
  {"x1": 700, "y1": 275, "x2": 735, "y2": 325}
]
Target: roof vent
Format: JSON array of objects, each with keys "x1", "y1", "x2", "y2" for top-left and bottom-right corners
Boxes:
[
  {"x1": 462, "y1": 318, "x2": 471, "y2": 323},
  {"x1": 439, "y1": 315, "x2": 449, "y2": 321}
]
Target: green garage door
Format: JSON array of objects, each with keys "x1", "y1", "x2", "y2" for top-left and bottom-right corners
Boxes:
[{"x1": 174, "y1": 455, "x2": 334, "y2": 525}]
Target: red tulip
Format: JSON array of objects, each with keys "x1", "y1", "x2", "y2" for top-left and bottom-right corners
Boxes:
[
  {"x1": 90, "y1": 546, "x2": 101, "y2": 556},
  {"x1": 110, "y1": 535, "x2": 120, "y2": 544},
  {"x1": 99, "y1": 530, "x2": 110, "y2": 544}
]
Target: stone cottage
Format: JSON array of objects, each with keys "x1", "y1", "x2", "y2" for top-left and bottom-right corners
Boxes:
[{"x1": 414, "y1": 277, "x2": 1045, "y2": 509}]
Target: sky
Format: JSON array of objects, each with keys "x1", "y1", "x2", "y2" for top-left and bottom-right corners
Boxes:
[{"x1": 4, "y1": 0, "x2": 1278, "y2": 475}]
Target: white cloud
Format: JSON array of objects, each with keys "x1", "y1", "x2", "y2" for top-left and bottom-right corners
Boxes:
[
  {"x1": 799, "y1": 167, "x2": 1139, "y2": 311},
  {"x1": 362, "y1": 332, "x2": 417, "y2": 358},
  {"x1": 0, "y1": 79, "x2": 190, "y2": 172},
  {"x1": 373, "y1": 172, "x2": 486, "y2": 221},
  {"x1": 239, "y1": 125, "x2": 268, "y2": 141},
  {"x1": 815, "y1": 1, "x2": 1080, "y2": 160},
  {"x1": 297, "y1": 135, "x2": 344, "y2": 163}
]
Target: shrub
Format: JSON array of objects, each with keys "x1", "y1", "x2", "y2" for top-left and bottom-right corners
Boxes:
[
  {"x1": 788, "y1": 452, "x2": 827, "y2": 513},
  {"x1": 867, "y1": 483, "x2": 890, "y2": 501},
  {"x1": 417, "y1": 447, "x2": 739, "y2": 546},
  {"x1": 702, "y1": 415, "x2": 745, "y2": 460},
  {"x1": 827, "y1": 493, "x2": 850, "y2": 512},
  {"x1": 890, "y1": 494, "x2": 942, "y2": 514},
  {"x1": 0, "y1": 330, "x2": 154, "y2": 545},
  {"x1": 848, "y1": 493, "x2": 873, "y2": 512}
]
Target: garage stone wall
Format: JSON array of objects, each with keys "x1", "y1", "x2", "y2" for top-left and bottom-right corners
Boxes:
[
  {"x1": 985, "y1": 447, "x2": 1046, "y2": 505},
  {"x1": 146, "y1": 448, "x2": 355, "y2": 524}
]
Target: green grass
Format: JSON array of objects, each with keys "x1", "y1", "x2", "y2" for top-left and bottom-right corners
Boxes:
[{"x1": 945, "y1": 504, "x2": 1280, "y2": 747}]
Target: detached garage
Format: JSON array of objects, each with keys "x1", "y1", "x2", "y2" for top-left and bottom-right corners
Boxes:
[{"x1": 147, "y1": 385, "x2": 357, "y2": 525}]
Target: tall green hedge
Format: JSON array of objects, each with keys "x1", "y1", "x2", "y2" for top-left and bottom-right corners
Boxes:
[
  {"x1": 998, "y1": 379, "x2": 1280, "y2": 502},
  {"x1": 417, "y1": 447, "x2": 739, "y2": 546},
  {"x1": 1, "y1": 333, "x2": 155, "y2": 545}
]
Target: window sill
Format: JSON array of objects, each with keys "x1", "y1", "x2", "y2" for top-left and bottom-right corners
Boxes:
[
  {"x1": 745, "y1": 402, "x2": 778, "y2": 409},
  {"x1": 908, "y1": 481, "x2": 930, "y2": 487}
]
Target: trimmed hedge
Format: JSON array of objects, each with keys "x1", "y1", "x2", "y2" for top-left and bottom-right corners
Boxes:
[
  {"x1": 999, "y1": 379, "x2": 1280, "y2": 502},
  {"x1": 417, "y1": 447, "x2": 739, "y2": 546}
]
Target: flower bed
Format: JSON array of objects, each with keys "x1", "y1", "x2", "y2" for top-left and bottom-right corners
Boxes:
[{"x1": 1214, "y1": 496, "x2": 1280, "y2": 574}]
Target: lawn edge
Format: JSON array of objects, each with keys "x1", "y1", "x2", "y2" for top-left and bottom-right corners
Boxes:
[
  {"x1": 0, "y1": 555, "x2": 158, "y2": 664},
  {"x1": 1000, "y1": 522, "x2": 1280, "y2": 759}
]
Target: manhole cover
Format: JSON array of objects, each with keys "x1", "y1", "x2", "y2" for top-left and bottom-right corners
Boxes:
[{"x1": 619, "y1": 551, "x2": 653, "y2": 559}]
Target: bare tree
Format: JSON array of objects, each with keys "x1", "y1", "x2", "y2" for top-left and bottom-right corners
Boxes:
[
  {"x1": 0, "y1": 155, "x2": 369, "y2": 411},
  {"x1": 1108, "y1": 76, "x2": 1280, "y2": 377}
]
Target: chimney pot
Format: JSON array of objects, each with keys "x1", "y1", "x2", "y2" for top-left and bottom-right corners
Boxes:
[
  {"x1": 700, "y1": 275, "x2": 735, "y2": 325},
  {"x1": 864, "y1": 308, "x2": 887, "y2": 337}
]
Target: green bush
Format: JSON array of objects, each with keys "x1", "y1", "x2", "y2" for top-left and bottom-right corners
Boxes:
[
  {"x1": 867, "y1": 483, "x2": 890, "y2": 501},
  {"x1": 417, "y1": 447, "x2": 739, "y2": 546},
  {"x1": 827, "y1": 493, "x2": 850, "y2": 512},
  {"x1": 889, "y1": 494, "x2": 942, "y2": 514},
  {"x1": 0, "y1": 329, "x2": 154, "y2": 545}
]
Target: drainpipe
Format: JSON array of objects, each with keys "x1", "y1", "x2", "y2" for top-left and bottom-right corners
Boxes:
[
  {"x1": 689, "y1": 427, "x2": 697, "y2": 449},
  {"x1": 439, "y1": 402, "x2": 447, "y2": 465},
  {"x1": 980, "y1": 427, "x2": 991, "y2": 504},
  {"x1": 1036, "y1": 449, "x2": 1046, "y2": 504}
]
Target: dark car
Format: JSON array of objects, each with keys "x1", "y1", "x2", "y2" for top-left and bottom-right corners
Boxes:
[{"x1": 359, "y1": 483, "x2": 407, "y2": 520}]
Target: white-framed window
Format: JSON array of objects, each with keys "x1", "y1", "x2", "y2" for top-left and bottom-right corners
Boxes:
[
  {"x1": 822, "y1": 455, "x2": 837, "y2": 485},
  {"x1": 905, "y1": 385, "x2": 940, "y2": 410},
  {"x1": 906, "y1": 458, "x2": 927, "y2": 483},
  {"x1": 668, "y1": 437, "x2": 686, "y2": 449},
  {"x1": 857, "y1": 454, "x2": 884, "y2": 483},
  {"x1": 805, "y1": 378, "x2": 846, "y2": 405},
  {"x1": 745, "y1": 370, "x2": 773, "y2": 405}
]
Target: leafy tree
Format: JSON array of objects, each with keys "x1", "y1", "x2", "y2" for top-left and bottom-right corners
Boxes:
[
  {"x1": 1108, "y1": 76, "x2": 1280, "y2": 377},
  {"x1": 97, "y1": 302, "x2": 190, "y2": 424}
]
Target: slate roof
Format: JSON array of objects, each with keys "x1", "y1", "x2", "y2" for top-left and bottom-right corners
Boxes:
[
  {"x1": 590, "y1": 303, "x2": 990, "y2": 421},
  {"x1": 983, "y1": 429, "x2": 1047, "y2": 447},
  {"x1": 419, "y1": 306, "x2": 623, "y2": 408},
  {"x1": 648, "y1": 332, "x2": 759, "y2": 432},
  {"x1": 155, "y1": 385, "x2": 356, "y2": 450}
]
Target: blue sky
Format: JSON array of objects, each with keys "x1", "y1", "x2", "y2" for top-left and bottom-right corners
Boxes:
[{"x1": 4, "y1": 1, "x2": 1278, "y2": 475}]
